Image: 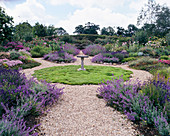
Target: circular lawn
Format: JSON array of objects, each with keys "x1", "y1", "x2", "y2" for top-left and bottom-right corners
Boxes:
[{"x1": 33, "y1": 65, "x2": 133, "y2": 85}]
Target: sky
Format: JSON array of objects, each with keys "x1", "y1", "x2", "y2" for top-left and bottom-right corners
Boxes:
[{"x1": 0, "y1": 0, "x2": 169, "y2": 34}]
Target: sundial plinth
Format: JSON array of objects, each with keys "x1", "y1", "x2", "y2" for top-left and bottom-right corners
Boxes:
[{"x1": 77, "y1": 55, "x2": 89, "y2": 71}]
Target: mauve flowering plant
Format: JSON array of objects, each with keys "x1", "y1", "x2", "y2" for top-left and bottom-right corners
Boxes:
[
  {"x1": 19, "y1": 49, "x2": 32, "y2": 57},
  {"x1": 0, "y1": 59, "x2": 23, "y2": 68},
  {"x1": 62, "y1": 43, "x2": 80, "y2": 56},
  {"x1": 91, "y1": 53, "x2": 119, "y2": 64},
  {"x1": 4, "y1": 41, "x2": 26, "y2": 51},
  {"x1": 82, "y1": 44, "x2": 106, "y2": 56},
  {"x1": 0, "y1": 67, "x2": 63, "y2": 135},
  {"x1": 97, "y1": 75, "x2": 169, "y2": 135},
  {"x1": 44, "y1": 51, "x2": 76, "y2": 63}
]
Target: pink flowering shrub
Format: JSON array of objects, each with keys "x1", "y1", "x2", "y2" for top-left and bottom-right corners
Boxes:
[
  {"x1": 158, "y1": 60, "x2": 170, "y2": 65},
  {"x1": 3, "y1": 60, "x2": 23, "y2": 67},
  {"x1": 0, "y1": 59, "x2": 23, "y2": 67}
]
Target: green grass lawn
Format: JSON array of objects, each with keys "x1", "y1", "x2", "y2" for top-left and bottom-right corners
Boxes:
[{"x1": 33, "y1": 65, "x2": 133, "y2": 85}]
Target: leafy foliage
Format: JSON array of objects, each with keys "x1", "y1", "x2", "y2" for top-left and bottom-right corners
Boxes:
[
  {"x1": 97, "y1": 75, "x2": 169, "y2": 135},
  {"x1": 0, "y1": 67, "x2": 63, "y2": 135},
  {"x1": 0, "y1": 7, "x2": 14, "y2": 44},
  {"x1": 31, "y1": 45, "x2": 50, "y2": 57},
  {"x1": 74, "y1": 22, "x2": 100, "y2": 35}
]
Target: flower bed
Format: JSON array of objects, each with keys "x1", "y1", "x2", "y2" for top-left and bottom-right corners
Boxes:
[
  {"x1": 0, "y1": 67, "x2": 63, "y2": 135},
  {"x1": 91, "y1": 51, "x2": 129, "y2": 64},
  {"x1": 158, "y1": 60, "x2": 170, "y2": 65},
  {"x1": 97, "y1": 75, "x2": 169, "y2": 135},
  {"x1": 0, "y1": 50, "x2": 41, "y2": 69},
  {"x1": 82, "y1": 44, "x2": 106, "y2": 56},
  {"x1": 62, "y1": 43, "x2": 80, "y2": 56},
  {"x1": 44, "y1": 51, "x2": 76, "y2": 63}
]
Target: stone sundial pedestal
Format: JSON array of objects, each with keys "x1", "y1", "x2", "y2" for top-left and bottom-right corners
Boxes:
[{"x1": 77, "y1": 55, "x2": 89, "y2": 71}]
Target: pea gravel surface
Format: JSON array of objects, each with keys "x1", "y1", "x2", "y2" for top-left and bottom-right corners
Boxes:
[{"x1": 22, "y1": 51, "x2": 153, "y2": 136}]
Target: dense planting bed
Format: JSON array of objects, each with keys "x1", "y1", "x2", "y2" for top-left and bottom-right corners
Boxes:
[{"x1": 33, "y1": 65, "x2": 133, "y2": 85}]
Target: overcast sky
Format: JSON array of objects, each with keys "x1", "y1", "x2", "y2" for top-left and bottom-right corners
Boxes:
[{"x1": 0, "y1": 0, "x2": 169, "y2": 34}]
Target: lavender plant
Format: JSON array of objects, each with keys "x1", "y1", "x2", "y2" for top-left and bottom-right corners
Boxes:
[
  {"x1": 82, "y1": 44, "x2": 106, "y2": 56},
  {"x1": 44, "y1": 51, "x2": 76, "y2": 63},
  {"x1": 91, "y1": 53, "x2": 119, "y2": 64},
  {"x1": 97, "y1": 76, "x2": 169, "y2": 135},
  {"x1": 62, "y1": 43, "x2": 80, "y2": 56},
  {"x1": 0, "y1": 67, "x2": 64, "y2": 135}
]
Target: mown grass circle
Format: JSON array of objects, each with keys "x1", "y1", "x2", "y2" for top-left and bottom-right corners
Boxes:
[{"x1": 33, "y1": 65, "x2": 133, "y2": 85}]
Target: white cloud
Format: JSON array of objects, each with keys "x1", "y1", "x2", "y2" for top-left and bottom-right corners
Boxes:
[
  {"x1": 156, "y1": 0, "x2": 170, "y2": 7},
  {"x1": 48, "y1": 0, "x2": 126, "y2": 9},
  {"x1": 129, "y1": 0, "x2": 170, "y2": 11},
  {"x1": 129, "y1": 0, "x2": 147, "y2": 11},
  {"x1": 2, "y1": 0, "x2": 55, "y2": 25},
  {"x1": 55, "y1": 7, "x2": 137, "y2": 34}
]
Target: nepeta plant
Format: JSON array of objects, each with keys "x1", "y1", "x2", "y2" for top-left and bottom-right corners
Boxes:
[
  {"x1": 82, "y1": 44, "x2": 106, "y2": 56},
  {"x1": 62, "y1": 43, "x2": 80, "y2": 56},
  {"x1": 98, "y1": 75, "x2": 169, "y2": 135},
  {"x1": 0, "y1": 67, "x2": 64, "y2": 135},
  {"x1": 44, "y1": 51, "x2": 76, "y2": 63}
]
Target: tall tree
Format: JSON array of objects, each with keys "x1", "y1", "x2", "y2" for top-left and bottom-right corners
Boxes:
[
  {"x1": 116, "y1": 27, "x2": 125, "y2": 36},
  {"x1": 33, "y1": 22, "x2": 47, "y2": 37},
  {"x1": 74, "y1": 25, "x2": 84, "y2": 34},
  {"x1": 137, "y1": 0, "x2": 170, "y2": 37},
  {"x1": 74, "y1": 22, "x2": 100, "y2": 35},
  {"x1": 101, "y1": 27, "x2": 108, "y2": 35},
  {"x1": 155, "y1": 6, "x2": 170, "y2": 36},
  {"x1": 84, "y1": 22, "x2": 100, "y2": 34},
  {"x1": 47, "y1": 25, "x2": 57, "y2": 36},
  {"x1": 56, "y1": 27, "x2": 68, "y2": 36},
  {"x1": 127, "y1": 24, "x2": 138, "y2": 36},
  {"x1": 0, "y1": 7, "x2": 14, "y2": 44},
  {"x1": 101, "y1": 26, "x2": 115, "y2": 36},
  {"x1": 14, "y1": 22, "x2": 33, "y2": 41},
  {"x1": 137, "y1": 0, "x2": 160, "y2": 26}
]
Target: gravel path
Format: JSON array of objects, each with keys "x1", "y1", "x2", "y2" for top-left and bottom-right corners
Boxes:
[{"x1": 22, "y1": 52, "x2": 153, "y2": 136}]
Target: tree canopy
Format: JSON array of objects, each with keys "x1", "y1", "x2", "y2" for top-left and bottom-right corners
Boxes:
[
  {"x1": 0, "y1": 6, "x2": 14, "y2": 44},
  {"x1": 14, "y1": 22, "x2": 33, "y2": 41},
  {"x1": 74, "y1": 22, "x2": 100, "y2": 35},
  {"x1": 137, "y1": 0, "x2": 170, "y2": 37}
]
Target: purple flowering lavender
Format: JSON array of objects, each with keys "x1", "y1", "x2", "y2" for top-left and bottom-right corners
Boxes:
[
  {"x1": 3, "y1": 60, "x2": 23, "y2": 67},
  {"x1": 0, "y1": 67, "x2": 63, "y2": 135},
  {"x1": 44, "y1": 51, "x2": 76, "y2": 63},
  {"x1": 97, "y1": 76, "x2": 169, "y2": 135},
  {"x1": 62, "y1": 43, "x2": 80, "y2": 56},
  {"x1": 82, "y1": 44, "x2": 106, "y2": 56},
  {"x1": 91, "y1": 53, "x2": 119, "y2": 63}
]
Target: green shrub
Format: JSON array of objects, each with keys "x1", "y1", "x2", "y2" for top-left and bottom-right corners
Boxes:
[
  {"x1": 139, "y1": 47, "x2": 156, "y2": 56},
  {"x1": 129, "y1": 57, "x2": 158, "y2": 67},
  {"x1": 122, "y1": 57, "x2": 137, "y2": 63},
  {"x1": 0, "y1": 46, "x2": 9, "y2": 52},
  {"x1": 159, "y1": 56, "x2": 170, "y2": 60},
  {"x1": 30, "y1": 46, "x2": 49, "y2": 57},
  {"x1": 104, "y1": 44, "x2": 113, "y2": 52},
  {"x1": 165, "y1": 31, "x2": 170, "y2": 45},
  {"x1": 127, "y1": 43, "x2": 140, "y2": 52},
  {"x1": 10, "y1": 50, "x2": 21, "y2": 60},
  {"x1": 113, "y1": 53, "x2": 124, "y2": 62},
  {"x1": 135, "y1": 30, "x2": 148, "y2": 44},
  {"x1": 60, "y1": 35, "x2": 74, "y2": 43},
  {"x1": 129, "y1": 52, "x2": 138, "y2": 57},
  {"x1": 155, "y1": 48, "x2": 169, "y2": 57},
  {"x1": 156, "y1": 67, "x2": 170, "y2": 80}
]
